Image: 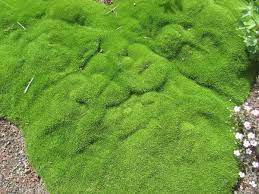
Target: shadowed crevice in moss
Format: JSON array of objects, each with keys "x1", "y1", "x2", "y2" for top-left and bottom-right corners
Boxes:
[
  {"x1": 178, "y1": 69, "x2": 241, "y2": 104},
  {"x1": 79, "y1": 38, "x2": 102, "y2": 70}
]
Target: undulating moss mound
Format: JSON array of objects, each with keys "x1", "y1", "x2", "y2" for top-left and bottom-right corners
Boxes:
[{"x1": 0, "y1": 0, "x2": 257, "y2": 193}]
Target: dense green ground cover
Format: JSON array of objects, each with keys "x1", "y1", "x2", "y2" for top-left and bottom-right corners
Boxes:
[{"x1": 0, "y1": 0, "x2": 258, "y2": 193}]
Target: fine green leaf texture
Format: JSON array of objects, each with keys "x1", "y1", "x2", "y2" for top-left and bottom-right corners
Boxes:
[{"x1": 0, "y1": 0, "x2": 257, "y2": 193}]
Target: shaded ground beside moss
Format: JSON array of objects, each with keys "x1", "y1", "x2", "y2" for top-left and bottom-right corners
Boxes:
[{"x1": 0, "y1": 0, "x2": 258, "y2": 193}]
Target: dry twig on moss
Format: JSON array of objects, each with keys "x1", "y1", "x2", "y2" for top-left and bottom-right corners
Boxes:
[{"x1": 24, "y1": 76, "x2": 34, "y2": 94}]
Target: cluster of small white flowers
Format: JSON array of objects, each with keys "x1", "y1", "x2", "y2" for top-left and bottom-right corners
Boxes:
[{"x1": 233, "y1": 101, "x2": 259, "y2": 193}]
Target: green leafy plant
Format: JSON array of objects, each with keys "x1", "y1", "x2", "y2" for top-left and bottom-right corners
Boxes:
[
  {"x1": 0, "y1": 0, "x2": 257, "y2": 193},
  {"x1": 239, "y1": 0, "x2": 259, "y2": 56}
]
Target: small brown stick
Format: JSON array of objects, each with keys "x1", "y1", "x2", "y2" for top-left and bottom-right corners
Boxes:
[
  {"x1": 115, "y1": 26, "x2": 122, "y2": 31},
  {"x1": 105, "y1": 5, "x2": 118, "y2": 15},
  {"x1": 17, "y1": 22, "x2": 26, "y2": 30},
  {"x1": 24, "y1": 76, "x2": 34, "y2": 94}
]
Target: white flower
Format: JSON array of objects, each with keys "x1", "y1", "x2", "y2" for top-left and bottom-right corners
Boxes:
[
  {"x1": 243, "y1": 140, "x2": 250, "y2": 148},
  {"x1": 244, "y1": 105, "x2": 252, "y2": 112},
  {"x1": 250, "y1": 140, "x2": 258, "y2": 147},
  {"x1": 234, "y1": 106, "x2": 241, "y2": 113},
  {"x1": 249, "y1": 181, "x2": 257, "y2": 188},
  {"x1": 244, "y1": 121, "x2": 252, "y2": 130},
  {"x1": 234, "y1": 150, "x2": 241, "y2": 157},
  {"x1": 239, "y1": 172, "x2": 245, "y2": 178},
  {"x1": 247, "y1": 132, "x2": 255, "y2": 139},
  {"x1": 251, "y1": 109, "x2": 259, "y2": 117},
  {"x1": 246, "y1": 148, "x2": 252, "y2": 155},
  {"x1": 252, "y1": 161, "x2": 259, "y2": 168},
  {"x1": 235, "y1": 132, "x2": 244, "y2": 141}
]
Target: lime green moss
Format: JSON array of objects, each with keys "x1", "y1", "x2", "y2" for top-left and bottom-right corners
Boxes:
[{"x1": 0, "y1": 0, "x2": 257, "y2": 193}]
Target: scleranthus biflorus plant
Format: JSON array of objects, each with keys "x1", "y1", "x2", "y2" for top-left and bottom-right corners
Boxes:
[
  {"x1": 239, "y1": 0, "x2": 259, "y2": 57},
  {"x1": 0, "y1": 0, "x2": 257, "y2": 193}
]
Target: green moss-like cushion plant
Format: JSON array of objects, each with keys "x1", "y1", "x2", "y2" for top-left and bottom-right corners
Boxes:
[{"x1": 0, "y1": 0, "x2": 257, "y2": 193}]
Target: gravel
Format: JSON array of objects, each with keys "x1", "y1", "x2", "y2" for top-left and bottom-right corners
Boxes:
[
  {"x1": 234, "y1": 77, "x2": 259, "y2": 194},
  {"x1": 0, "y1": 120, "x2": 48, "y2": 194}
]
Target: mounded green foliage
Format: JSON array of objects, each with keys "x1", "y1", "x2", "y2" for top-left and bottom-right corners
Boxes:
[
  {"x1": 48, "y1": 0, "x2": 87, "y2": 25},
  {"x1": 0, "y1": 0, "x2": 257, "y2": 193}
]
